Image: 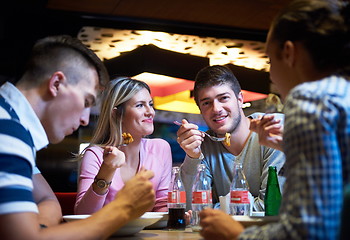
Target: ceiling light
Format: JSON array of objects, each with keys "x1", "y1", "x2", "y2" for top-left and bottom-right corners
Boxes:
[{"x1": 133, "y1": 72, "x2": 194, "y2": 97}]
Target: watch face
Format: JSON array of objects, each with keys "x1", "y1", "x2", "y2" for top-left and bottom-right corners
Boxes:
[{"x1": 96, "y1": 179, "x2": 107, "y2": 189}]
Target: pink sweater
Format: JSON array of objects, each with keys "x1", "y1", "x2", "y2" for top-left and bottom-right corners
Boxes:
[{"x1": 75, "y1": 138, "x2": 172, "y2": 214}]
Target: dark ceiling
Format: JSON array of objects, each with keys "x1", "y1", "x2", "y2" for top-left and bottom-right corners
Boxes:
[
  {"x1": 0, "y1": 0, "x2": 292, "y2": 82},
  {"x1": 45, "y1": 0, "x2": 293, "y2": 39}
]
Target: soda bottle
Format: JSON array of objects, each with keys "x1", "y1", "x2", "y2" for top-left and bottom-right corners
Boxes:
[
  {"x1": 167, "y1": 166, "x2": 186, "y2": 230},
  {"x1": 229, "y1": 162, "x2": 250, "y2": 216},
  {"x1": 191, "y1": 164, "x2": 212, "y2": 231},
  {"x1": 264, "y1": 166, "x2": 282, "y2": 216}
]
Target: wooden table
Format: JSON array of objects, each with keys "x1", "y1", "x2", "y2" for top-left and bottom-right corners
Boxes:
[
  {"x1": 109, "y1": 228, "x2": 202, "y2": 240},
  {"x1": 107, "y1": 215, "x2": 278, "y2": 239}
]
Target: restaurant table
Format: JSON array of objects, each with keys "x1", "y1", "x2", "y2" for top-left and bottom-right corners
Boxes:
[
  {"x1": 107, "y1": 215, "x2": 279, "y2": 239},
  {"x1": 108, "y1": 228, "x2": 202, "y2": 240}
]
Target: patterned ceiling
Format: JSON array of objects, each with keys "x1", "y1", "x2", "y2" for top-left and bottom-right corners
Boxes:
[{"x1": 78, "y1": 26, "x2": 270, "y2": 72}]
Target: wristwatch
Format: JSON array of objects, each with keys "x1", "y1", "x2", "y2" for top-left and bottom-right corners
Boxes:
[{"x1": 94, "y1": 178, "x2": 112, "y2": 189}]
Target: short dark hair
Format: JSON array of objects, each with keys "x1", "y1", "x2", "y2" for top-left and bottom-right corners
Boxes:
[
  {"x1": 193, "y1": 65, "x2": 241, "y2": 105},
  {"x1": 20, "y1": 35, "x2": 109, "y2": 87}
]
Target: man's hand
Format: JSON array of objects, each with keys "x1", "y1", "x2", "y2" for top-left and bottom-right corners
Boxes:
[
  {"x1": 200, "y1": 209, "x2": 244, "y2": 240},
  {"x1": 249, "y1": 114, "x2": 283, "y2": 151},
  {"x1": 176, "y1": 119, "x2": 204, "y2": 159},
  {"x1": 114, "y1": 169, "x2": 155, "y2": 220}
]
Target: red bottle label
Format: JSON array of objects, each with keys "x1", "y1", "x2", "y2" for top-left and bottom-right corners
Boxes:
[
  {"x1": 230, "y1": 190, "x2": 250, "y2": 204},
  {"x1": 192, "y1": 190, "x2": 212, "y2": 204},
  {"x1": 168, "y1": 191, "x2": 186, "y2": 203}
]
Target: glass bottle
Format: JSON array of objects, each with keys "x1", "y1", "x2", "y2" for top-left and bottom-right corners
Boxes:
[
  {"x1": 264, "y1": 166, "x2": 282, "y2": 216},
  {"x1": 229, "y1": 162, "x2": 250, "y2": 216},
  {"x1": 191, "y1": 164, "x2": 212, "y2": 231},
  {"x1": 167, "y1": 166, "x2": 186, "y2": 230}
]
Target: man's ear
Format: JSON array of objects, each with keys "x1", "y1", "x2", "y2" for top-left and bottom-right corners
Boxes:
[
  {"x1": 237, "y1": 91, "x2": 244, "y2": 108},
  {"x1": 282, "y1": 40, "x2": 296, "y2": 67},
  {"x1": 48, "y1": 71, "x2": 65, "y2": 97}
]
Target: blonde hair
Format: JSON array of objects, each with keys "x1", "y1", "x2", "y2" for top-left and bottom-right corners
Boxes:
[{"x1": 90, "y1": 77, "x2": 151, "y2": 147}]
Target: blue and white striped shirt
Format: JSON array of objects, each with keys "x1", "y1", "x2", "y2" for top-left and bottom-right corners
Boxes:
[
  {"x1": 240, "y1": 76, "x2": 350, "y2": 239},
  {"x1": 0, "y1": 82, "x2": 48, "y2": 215}
]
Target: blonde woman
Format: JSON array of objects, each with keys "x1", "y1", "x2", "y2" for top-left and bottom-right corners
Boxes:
[{"x1": 75, "y1": 77, "x2": 172, "y2": 213}]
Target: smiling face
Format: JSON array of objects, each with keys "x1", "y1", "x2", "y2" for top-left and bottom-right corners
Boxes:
[
  {"x1": 122, "y1": 88, "x2": 155, "y2": 138},
  {"x1": 197, "y1": 84, "x2": 243, "y2": 136}
]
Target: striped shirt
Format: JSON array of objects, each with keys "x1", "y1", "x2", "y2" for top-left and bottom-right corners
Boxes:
[
  {"x1": 0, "y1": 82, "x2": 48, "y2": 215},
  {"x1": 240, "y1": 76, "x2": 350, "y2": 239}
]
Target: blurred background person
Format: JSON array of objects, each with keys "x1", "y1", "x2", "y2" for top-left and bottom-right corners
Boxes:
[{"x1": 199, "y1": 0, "x2": 350, "y2": 239}]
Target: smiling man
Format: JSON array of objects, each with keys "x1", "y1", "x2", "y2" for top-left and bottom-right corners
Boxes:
[{"x1": 176, "y1": 65, "x2": 285, "y2": 212}]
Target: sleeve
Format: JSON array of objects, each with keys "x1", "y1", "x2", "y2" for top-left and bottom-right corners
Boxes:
[
  {"x1": 240, "y1": 85, "x2": 344, "y2": 239},
  {"x1": 33, "y1": 166, "x2": 41, "y2": 174},
  {"x1": 0, "y1": 119, "x2": 38, "y2": 214},
  {"x1": 180, "y1": 153, "x2": 203, "y2": 211},
  {"x1": 0, "y1": 155, "x2": 38, "y2": 214},
  {"x1": 152, "y1": 140, "x2": 173, "y2": 212},
  {"x1": 74, "y1": 148, "x2": 107, "y2": 214}
]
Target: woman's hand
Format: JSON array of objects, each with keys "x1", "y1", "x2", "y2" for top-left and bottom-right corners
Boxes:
[
  {"x1": 249, "y1": 114, "x2": 284, "y2": 151},
  {"x1": 200, "y1": 209, "x2": 244, "y2": 240},
  {"x1": 93, "y1": 146, "x2": 126, "y2": 195},
  {"x1": 102, "y1": 146, "x2": 126, "y2": 169}
]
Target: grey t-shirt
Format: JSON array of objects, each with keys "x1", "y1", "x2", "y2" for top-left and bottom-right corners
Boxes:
[{"x1": 180, "y1": 114, "x2": 286, "y2": 211}]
